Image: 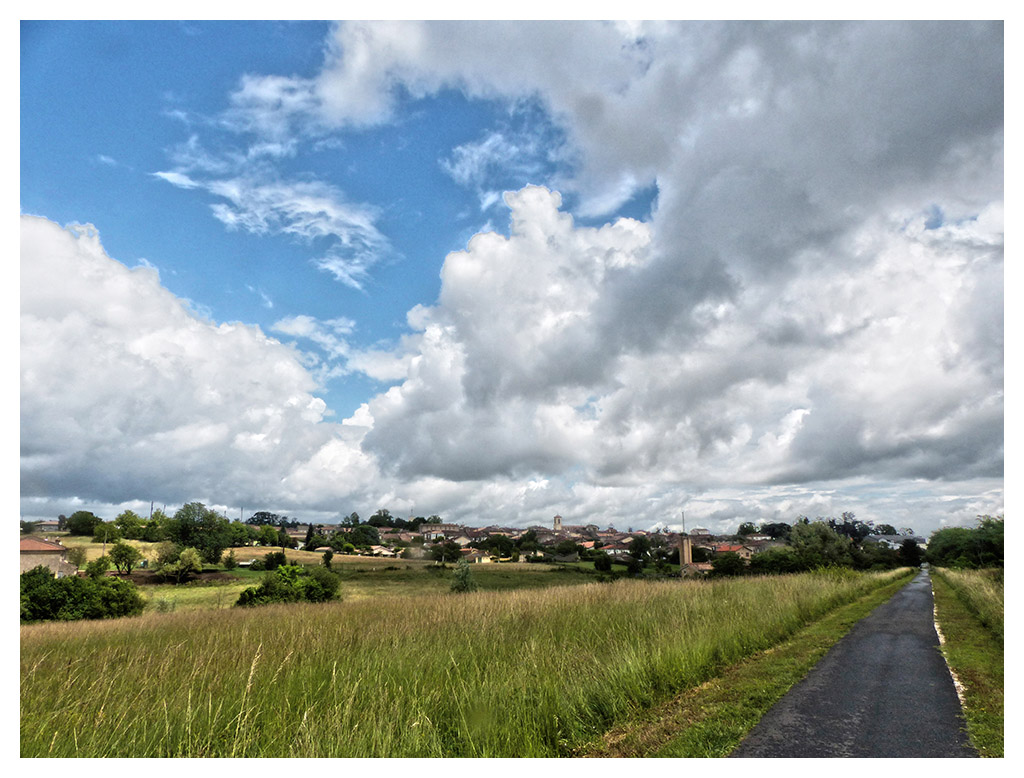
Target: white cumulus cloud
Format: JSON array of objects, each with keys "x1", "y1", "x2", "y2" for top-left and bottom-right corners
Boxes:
[{"x1": 19, "y1": 215, "x2": 371, "y2": 510}]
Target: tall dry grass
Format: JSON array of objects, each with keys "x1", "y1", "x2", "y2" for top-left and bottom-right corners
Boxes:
[
  {"x1": 21, "y1": 569, "x2": 908, "y2": 757},
  {"x1": 932, "y1": 567, "x2": 1003, "y2": 640}
]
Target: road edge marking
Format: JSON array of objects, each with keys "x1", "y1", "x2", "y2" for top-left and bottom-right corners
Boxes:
[{"x1": 932, "y1": 580, "x2": 969, "y2": 708}]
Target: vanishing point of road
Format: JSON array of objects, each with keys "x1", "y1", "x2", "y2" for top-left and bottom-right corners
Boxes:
[{"x1": 731, "y1": 567, "x2": 977, "y2": 758}]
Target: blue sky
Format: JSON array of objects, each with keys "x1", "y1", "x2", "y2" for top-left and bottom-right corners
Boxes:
[{"x1": 20, "y1": 20, "x2": 1004, "y2": 535}]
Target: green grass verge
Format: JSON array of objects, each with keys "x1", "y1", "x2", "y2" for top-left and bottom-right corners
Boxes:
[
  {"x1": 581, "y1": 569, "x2": 916, "y2": 757},
  {"x1": 931, "y1": 570, "x2": 1003, "y2": 757}
]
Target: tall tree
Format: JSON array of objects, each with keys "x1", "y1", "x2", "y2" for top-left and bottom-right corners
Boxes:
[
  {"x1": 114, "y1": 510, "x2": 146, "y2": 539},
  {"x1": 367, "y1": 509, "x2": 393, "y2": 527},
  {"x1": 927, "y1": 516, "x2": 1003, "y2": 568},
  {"x1": 759, "y1": 522, "x2": 792, "y2": 540},
  {"x1": 827, "y1": 512, "x2": 873, "y2": 543},
  {"x1": 790, "y1": 521, "x2": 854, "y2": 568},
  {"x1": 65, "y1": 510, "x2": 103, "y2": 536},
  {"x1": 166, "y1": 503, "x2": 231, "y2": 564}
]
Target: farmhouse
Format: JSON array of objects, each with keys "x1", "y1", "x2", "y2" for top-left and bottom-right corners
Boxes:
[{"x1": 20, "y1": 537, "x2": 78, "y2": 577}]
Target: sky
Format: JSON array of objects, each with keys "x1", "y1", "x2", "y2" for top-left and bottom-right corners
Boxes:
[{"x1": 19, "y1": 19, "x2": 1005, "y2": 536}]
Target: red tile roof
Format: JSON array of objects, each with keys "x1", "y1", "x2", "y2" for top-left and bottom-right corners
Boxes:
[{"x1": 20, "y1": 537, "x2": 66, "y2": 552}]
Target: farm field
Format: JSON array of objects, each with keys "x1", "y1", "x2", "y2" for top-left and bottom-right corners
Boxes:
[{"x1": 21, "y1": 568, "x2": 911, "y2": 757}]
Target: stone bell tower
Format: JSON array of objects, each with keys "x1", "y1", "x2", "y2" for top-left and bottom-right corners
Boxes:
[{"x1": 553, "y1": 514, "x2": 562, "y2": 531}]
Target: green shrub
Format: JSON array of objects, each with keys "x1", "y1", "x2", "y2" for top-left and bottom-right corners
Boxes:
[
  {"x1": 85, "y1": 555, "x2": 111, "y2": 579},
  {"x1": 109, "y1": 540, "x2": 143, "y2": 574},
  {"x1": 263, "y1": 550, "x2": 287, "y2": 570},
  {"x1": 748, "y1": 546, "x2": 801, "y2": 575},
  {"x1": 450, "y1": 559, "x2": 478, "y2": 593},
  {"x1": 158, "y1": 547, "x2": 204, "y2": 583},
  {"x1": 235, "y1": 564, "x2": 341, "y2": 607},
  {"x1": 302, "y1": 566, "x2": 342, "y2": 602},
  {"x1": 710, "y1": 552, "x2": 746, "y2": 577},
  {"x1": 20, "y1": 566, "x2": 144, "y2": 623}
]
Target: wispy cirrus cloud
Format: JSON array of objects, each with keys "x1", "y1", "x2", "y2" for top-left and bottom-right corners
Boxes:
[{"x1": 155, "y1": 142, "x2": 390, "y2": 290}]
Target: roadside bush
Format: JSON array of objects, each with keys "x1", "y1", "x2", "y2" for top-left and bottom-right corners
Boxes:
[{"x1": 20, "y1": 566, "x2": 144, "y2": 623}]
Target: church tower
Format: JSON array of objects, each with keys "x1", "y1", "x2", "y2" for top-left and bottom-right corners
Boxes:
[{"x1": 553, "y1": 514, "x2": 562, "y2": 531}]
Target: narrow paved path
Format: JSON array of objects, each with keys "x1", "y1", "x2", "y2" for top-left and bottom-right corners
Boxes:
[{"x1": 731, "y1": 568, "x2": 976, "y2": 757}]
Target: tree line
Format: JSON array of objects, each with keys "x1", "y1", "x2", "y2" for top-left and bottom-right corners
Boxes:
[{"x1": 44, "y1": 504, "x2": 437, "y2": 562}]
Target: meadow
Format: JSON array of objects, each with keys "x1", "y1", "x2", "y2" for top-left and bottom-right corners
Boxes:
[
  {"x1": 140, "y1": 559, "x2": 596, "y2": 611},
  {"x1": 21, "y1": 568, "x2": 908, "y2": 757}
]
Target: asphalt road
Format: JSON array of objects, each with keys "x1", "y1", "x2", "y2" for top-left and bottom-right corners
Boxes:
[{"x1": 730, "y1": 568, "x2": 976, "y2": 758}]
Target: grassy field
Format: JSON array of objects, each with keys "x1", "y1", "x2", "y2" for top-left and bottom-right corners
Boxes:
[
  {"x1": 139, "y1": 558, "x2": 592, "y2": 611},
  {"x1": 32, "y1": 534, "x2": 596, "y2": 611},
  {"x1": 931, "y1": 567, "x2": 1003, "y2": 757},
  {"x1": 21, "y1": 568, "x2": 908, "y2": 757}
]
